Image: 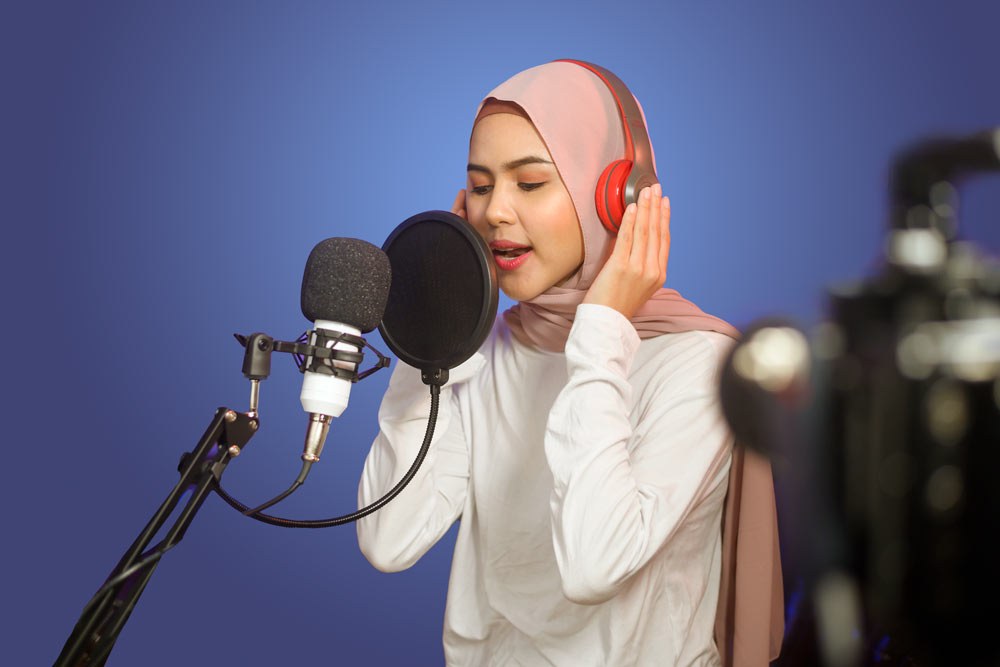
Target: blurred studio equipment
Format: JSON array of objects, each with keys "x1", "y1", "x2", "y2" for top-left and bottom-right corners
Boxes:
[{"x1": 720, "y1": 128, "x2": 1000, "y2": 666}]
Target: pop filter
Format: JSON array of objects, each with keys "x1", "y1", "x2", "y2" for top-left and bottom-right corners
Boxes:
[{"x1": 379, "y1": 210, "x2": 498, "y2": 385}]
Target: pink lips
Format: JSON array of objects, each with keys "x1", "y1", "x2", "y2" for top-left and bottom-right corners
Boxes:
[{"x1": 489, "y1": 240, "x2": 533, "y2": 271}]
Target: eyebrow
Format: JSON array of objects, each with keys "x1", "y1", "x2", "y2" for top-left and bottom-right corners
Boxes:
[{"x1": 467, "y1": 155, "x2": 554, "y2": 174}]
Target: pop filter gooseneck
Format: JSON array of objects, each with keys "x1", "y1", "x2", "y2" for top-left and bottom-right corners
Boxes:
[{"x1": 379, "y1": 210, "x2": 499, "y2": 386}]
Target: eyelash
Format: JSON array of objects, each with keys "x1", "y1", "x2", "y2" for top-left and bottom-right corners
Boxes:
[{"x1": 469, "y1": 182, "x2": 546, "y2": 196}]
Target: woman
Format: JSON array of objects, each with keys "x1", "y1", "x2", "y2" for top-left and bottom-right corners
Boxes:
[{"x1": 358, "y1": 61, "x2": 782, "y2": 666}]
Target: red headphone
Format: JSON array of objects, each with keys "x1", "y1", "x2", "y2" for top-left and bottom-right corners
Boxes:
[{"x1": 554, "y1": 59, "x2": 659, "y2": 234}]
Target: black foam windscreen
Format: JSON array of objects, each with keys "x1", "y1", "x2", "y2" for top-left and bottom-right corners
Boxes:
[
  {"x1": 379, "y1": 211, "x2": 498, "y2": 372},
  {"x1": 300, "y1": 237, "x2": 391, "y2": 333}
]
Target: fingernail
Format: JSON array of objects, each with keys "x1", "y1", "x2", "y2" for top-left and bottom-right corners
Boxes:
[
  {"x1": 654, "y1": 183, "x2": 661, "y2": 196},
  {"x1": 641, "y1": 188, "x2": 650, "y2": 201}
]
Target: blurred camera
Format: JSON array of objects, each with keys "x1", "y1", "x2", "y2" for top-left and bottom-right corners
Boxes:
[{"x1": 721, "y1": 130, "x2": 1000, "y2": 666}]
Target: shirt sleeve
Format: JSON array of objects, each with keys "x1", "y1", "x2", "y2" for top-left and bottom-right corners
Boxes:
[
  {"x1": 544, "y1": 304, "x2": 734, "y2": 604},
  {"x1": 356, "y1": 353, "x2": 483, "y2": 572}
]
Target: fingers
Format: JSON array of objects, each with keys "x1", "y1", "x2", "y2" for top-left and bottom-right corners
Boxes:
[
  {"x1": 632, "y1": 185, "x2": 653, "y2": 264},
  {"x1": 584, "y1": 184, "x2": 669, "y2": 318},
  {"x1": 451, "y1": 189, "x2": 467, "y2": 219},
  {"x1": 615, "y1": 201, "x2": 636, "y2": 259},
  {"x1": 658, "y1": 195, "x2": 671, "y2": 275},
  {"x1": 644, "y1": 185, "x2": 664, "y2": 274},
  {"x1": 613, "y1": 185, "x2": 668, "y2": 276},
  {"x1": 627, "y1": 184, "x2": 670, "y2": 287}
]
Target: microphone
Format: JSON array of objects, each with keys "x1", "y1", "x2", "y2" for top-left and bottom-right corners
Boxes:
[
  {"x1": 219, "y1": 216, "x2": 492, "y2": 527},
  {"x1": 298, "y1": 238, "x2": 391, "y2": 462}
]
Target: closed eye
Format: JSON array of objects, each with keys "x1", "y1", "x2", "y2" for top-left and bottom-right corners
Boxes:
[{"x1": 469, "y1": 182, "x2": 545, "y2": 196}]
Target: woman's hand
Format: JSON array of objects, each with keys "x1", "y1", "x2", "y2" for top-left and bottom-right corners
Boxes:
[
  {"x1": 451, "y1": 189, "x2": 467, "y2": 220},
  {"x1": 583, "y1": 184, "x2": 670, "y2": 320}
]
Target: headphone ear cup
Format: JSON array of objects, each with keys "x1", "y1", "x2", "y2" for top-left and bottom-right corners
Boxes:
[{"x1": 595, "y1": 159, "x2": 633, "y2": 234}]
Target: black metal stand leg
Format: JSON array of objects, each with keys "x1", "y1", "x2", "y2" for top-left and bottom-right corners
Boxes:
[{"x1": 55, "y1": 407, "x2": 258, "y2": 667}]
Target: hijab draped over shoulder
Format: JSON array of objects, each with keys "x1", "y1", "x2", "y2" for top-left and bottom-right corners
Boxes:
[{"x1": 473, "y1": 61, "x2": 784, "y2": 667}]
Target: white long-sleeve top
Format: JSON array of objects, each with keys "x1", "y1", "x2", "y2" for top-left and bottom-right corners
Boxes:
[{"x1": 357, "y1": 304, "x2": 735, "y2": 666}]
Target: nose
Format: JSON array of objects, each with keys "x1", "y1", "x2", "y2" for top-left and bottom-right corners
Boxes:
[{"x1": 484, "y1": 184, "x2": 515, "y2": 228}]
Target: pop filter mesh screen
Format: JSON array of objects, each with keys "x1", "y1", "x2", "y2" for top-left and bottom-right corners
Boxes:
[{"x1": 380, "y1": 214, "x2": 495, "y2": 370}]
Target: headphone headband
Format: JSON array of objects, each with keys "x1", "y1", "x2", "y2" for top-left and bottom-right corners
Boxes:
[
  {"x1": 554, "y1": 59, "x2": 656, "y2": 174},
  {"x1": 553, "y1": 59, "x2": 658, "y2": 231}
]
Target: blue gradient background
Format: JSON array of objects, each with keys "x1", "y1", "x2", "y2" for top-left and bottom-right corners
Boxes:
[{"x1": 4, "y1": 1, "x2": 999, "y2": 665}]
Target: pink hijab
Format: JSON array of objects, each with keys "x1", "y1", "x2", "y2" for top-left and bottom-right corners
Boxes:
[{"x1": 474, "y1": 62, "x2": 784, "y2": 666}]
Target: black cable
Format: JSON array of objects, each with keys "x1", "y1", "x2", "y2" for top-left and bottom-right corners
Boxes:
[
  {"x1": 242, "y1": 482, "x2": 302, "y2": 516},
  {"x1": 77, "y1": 541, "x2": 177, "y2": 619},
  {"x1": 212, "y1": 384, "x2": 440, "y2": 528},
  {"x1": 242, "y1": 460, "x2": 313, "y2": 517}
]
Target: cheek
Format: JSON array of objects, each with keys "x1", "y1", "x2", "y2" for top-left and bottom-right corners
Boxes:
[
  {"x1": 539, "y1": 195, "x2": 583, "y2": 255},
  {"x1": 461, "y1": 192, "x2": 484, "y2": 221},
  {"x1": 465, "y1": 194, "x2": 485, "y2": 215},
  {"x1": 466, "y1": 205, "x2": 490, "y2": 239}
]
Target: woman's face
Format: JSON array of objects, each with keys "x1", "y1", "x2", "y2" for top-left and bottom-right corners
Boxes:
[{"x1": 466, "y1": 113, "x2": 584, "y2": 302}]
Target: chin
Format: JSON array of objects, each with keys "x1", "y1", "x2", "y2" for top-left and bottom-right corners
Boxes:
[{"x1": 499, "y1": 279, "x2": 545, "y2": 303}]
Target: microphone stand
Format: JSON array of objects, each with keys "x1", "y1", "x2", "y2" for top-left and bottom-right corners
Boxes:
[
  {"x1": 54, "y1": 406, "x2": 260, "y2": 667},
  {"x1": 54, "y1": 328, "x2": 391, "y2": 667}
]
